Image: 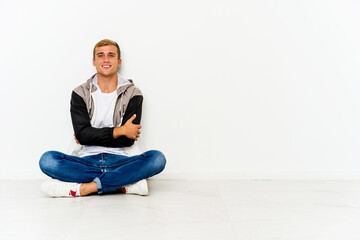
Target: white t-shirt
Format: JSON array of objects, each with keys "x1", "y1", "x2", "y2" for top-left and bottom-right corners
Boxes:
[{"x1": 79, "y1": 81, "x2": 129, "y2": 157}]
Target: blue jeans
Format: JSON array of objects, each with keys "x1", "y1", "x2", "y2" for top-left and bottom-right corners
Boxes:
[{"x1": 39, "y1": 150, "x2": 166, "y2": 194}]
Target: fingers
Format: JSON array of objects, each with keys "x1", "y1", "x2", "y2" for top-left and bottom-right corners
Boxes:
[
  {"x1": 135, "y1": 131, "x2": 141, "y2": 140},
  {"x1": 131, "y1": 135, "x2": 140, "y2": 141},
  {"x1": 128, "y1": 114, "x2": 136, "y2": 123},
  {"x1": 133, "y1": 130, "x2": 141, "y2": 141},
  {"x1": 123, "y1": 116, "x2": 142, "y2": 140}
]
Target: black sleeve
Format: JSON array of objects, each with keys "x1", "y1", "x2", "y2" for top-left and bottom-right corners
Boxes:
[
  {"x1": 113, "y1": 95, "x2": 143, "y2": 147},
  {"x1": 70, "y1": 91, "x2": 143, "y2": 148}
]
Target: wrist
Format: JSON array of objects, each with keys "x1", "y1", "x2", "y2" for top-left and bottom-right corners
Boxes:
[{"x1": 113, "y1": 126, "x2": 124, "y2": 139}]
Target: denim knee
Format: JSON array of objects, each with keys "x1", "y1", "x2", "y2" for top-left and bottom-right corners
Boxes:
[
  {"x1": 39, "y1": 151, "x2": 60, "y2": 175},
  {"x1": 148, "y1": 150, "x2": 167, "y2": 173}
]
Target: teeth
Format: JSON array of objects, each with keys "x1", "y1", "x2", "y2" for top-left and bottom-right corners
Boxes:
[{"x1": 103, "y1": 65, "x2": 110, "y2": 67}]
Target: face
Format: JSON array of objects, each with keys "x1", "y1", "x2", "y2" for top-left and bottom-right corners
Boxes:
[{"x1": 93, "y1": 45, "x2": 122, "y2": 77}]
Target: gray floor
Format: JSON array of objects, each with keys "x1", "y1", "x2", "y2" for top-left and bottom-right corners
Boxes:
[{"x1": 1, "y1": 180, "x2": 360, "y2": 240}]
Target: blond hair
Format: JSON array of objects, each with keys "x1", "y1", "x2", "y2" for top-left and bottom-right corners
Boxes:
[{"x1": 93, "y1": 39, "x2": 121, "y2": 59}]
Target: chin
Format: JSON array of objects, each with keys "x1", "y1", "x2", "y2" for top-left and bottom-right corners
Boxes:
[{"x1": 99, "y1": 72, "x2": 116, "y2": 77}]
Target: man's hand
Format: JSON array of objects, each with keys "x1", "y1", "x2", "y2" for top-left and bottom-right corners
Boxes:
[{"x1": 113, "y1": 114, "x2": 141, "y2": 140}]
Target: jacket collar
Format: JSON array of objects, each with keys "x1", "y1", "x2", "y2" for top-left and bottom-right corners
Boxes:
[{"x1": 87, "y1": 73, "x2": 134, "y2": 95}]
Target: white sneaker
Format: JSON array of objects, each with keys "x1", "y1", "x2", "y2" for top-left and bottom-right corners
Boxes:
[
  {"x1": 124, "y1": 179, "x2": 148, "y2": 196},
  {"x1": 41, "y1": 179, "x2": 78, "y2": 197}
]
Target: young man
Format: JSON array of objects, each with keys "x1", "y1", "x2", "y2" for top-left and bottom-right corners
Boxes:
[{"x1": 39, "y1": 39, "x2": 166, "y2": 197}]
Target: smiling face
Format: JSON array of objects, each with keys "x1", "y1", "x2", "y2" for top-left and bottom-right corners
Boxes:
[{"x1": 93, "y1": 45, "x2": 122, "y2": 78}]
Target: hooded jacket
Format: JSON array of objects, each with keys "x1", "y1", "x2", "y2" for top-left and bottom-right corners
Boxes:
[{"x1": 70, "y1": 74, "x2": 143, "y2": 148}]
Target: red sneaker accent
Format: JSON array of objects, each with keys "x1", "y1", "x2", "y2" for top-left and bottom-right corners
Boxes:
[
  {"x1": 69, "y1": 190, "x2": 76, "y2": 197},
  {"x1": 120, "y1": 187, "x2": 126, "y2": 193}
]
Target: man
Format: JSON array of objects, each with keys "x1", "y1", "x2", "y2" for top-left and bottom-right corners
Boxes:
[{"x1": 39, "y1": 39, "x2": 166, "y2": 197}]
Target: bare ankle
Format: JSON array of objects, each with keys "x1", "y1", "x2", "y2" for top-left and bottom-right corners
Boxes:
[{"x1": 79, "y1": 182, "x2": 97, "y2": 196}]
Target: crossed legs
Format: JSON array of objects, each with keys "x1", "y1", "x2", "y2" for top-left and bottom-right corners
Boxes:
[{"x1": 39, "y1": 150, "x2": 166, "y2": 196}]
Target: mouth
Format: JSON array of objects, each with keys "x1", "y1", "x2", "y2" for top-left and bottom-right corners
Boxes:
[{"x1": 102, "y1": 65, "x2": 111, "y2": 70}]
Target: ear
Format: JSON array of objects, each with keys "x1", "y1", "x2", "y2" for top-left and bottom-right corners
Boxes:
[
  {"x1": 118, "y1": 59, "x2": 122, "y2": 67},
  {"x1": 92, "y1": 58, "x2": 96, "y2": 66}
]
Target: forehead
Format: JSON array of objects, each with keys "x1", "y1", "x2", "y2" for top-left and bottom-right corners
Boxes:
[{"x1": 94, "y1": 45, "x2": 118, "y2": 55}]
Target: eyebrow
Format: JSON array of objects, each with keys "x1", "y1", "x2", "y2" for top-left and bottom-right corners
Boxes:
[{"x1": 96, "y1": 52, "x2": 116, "y2": 55}]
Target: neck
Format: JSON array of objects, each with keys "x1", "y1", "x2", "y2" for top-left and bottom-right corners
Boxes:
[{"x1": 97, "y1": 73, "x2": 118, "y2": 93}]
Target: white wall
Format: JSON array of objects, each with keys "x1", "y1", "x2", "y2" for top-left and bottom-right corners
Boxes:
[{"x1": 1, "y1": 0, "x2": 360, "y2": 180}]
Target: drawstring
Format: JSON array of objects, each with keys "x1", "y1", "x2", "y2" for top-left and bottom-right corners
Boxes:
[
  {"x1": 89, "y1": 82, "x2": 93, "y2": 108},
  {"x1": 118, "y1": 94, "x2": 124, "y2": 126},
  {"x1": 89, "y1": 82, "x2": 96, "y2": 126}
]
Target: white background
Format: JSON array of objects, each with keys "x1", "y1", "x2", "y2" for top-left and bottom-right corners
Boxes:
[{"x1": 1, "y1": 0, "x2": 360, "y2": 180}]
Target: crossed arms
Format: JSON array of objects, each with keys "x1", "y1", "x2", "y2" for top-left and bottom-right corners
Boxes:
[{"x1": 70, "y1": 91, "x2": 143, "y2": 147}]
